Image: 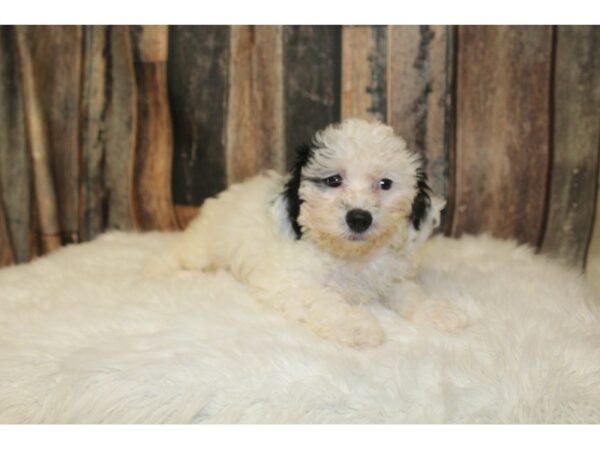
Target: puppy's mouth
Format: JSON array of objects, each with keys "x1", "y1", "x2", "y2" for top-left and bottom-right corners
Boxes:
[
  {"x1": 346, "y1": 229, "x2": 372, "y2": 242},
  {"x1": 348, "y1": 234, "x2": 365, "y2": 242}
]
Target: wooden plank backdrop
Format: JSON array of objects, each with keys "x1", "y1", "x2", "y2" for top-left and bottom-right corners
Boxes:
[
  {"x1": 387, "y1": 25, "x2": 455, "y2": 230},
  {"x1": 283, "y1": 26, "x2": 341, "y2": 170},
  {"x1": 0, "y1": 25, "x2": 599, "y2": 285},
  {"x1": 167, "y1": 25, "x2": 230, "y2": 228},
  {"x1": 80, "y1": 25, "x2": 137, "y2": 241},
  {"x1": 341, "y1": 25, "x2": 387, "y2": 122},
  {"x1": 18, "y1": 26, "x2": 83, "y2": 248},
  {"x1": 453, "y1": 26, "x2": 553, "y2": 246},
  {"x1": 542, "y1": 26, "x2": 600, "y2": 268},
  {"x1": 225, "y1": 25, "x2": 285, "y2": 184},
  {"x1": 14, "y1": 26, "x2": 64, "y2": 254},
  {"x1": 0, "y1": 26, "x2": 30, "y2": 263},
  {"x1": 130, "y1": 25, "x2": 178, "y2": 231}
]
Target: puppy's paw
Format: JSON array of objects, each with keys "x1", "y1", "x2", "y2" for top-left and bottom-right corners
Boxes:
[
  {"x1": 410, "y1": 300, "x2": 468, "y2": 332},
  {"x1": 318, "y1": 309, "x2": 385, "y2": 348}
]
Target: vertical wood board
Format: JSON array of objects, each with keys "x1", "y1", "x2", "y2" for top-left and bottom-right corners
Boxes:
[
  {"x1": 387, "y1": 25, "x2": 455, "y2": 227},
  {"x1": 103, "y1": 26, "x2": 137, "y2": 232},
  {"x1": 542, "y1": 26, "x2": 600, "y2": 267},
  {"x1": 0, "y1": 26, "x2": 31, "y2": 263},
  {"x1": 225, "y1": 25, "x2": 285, "y2": 184},
  {"x1": 15, "y1": 26, "x2": 62, "y2": 253},
  {"x1": 452, "y1": 26, "x2": 553, "y2": 246},
  {"x1": 21, "y1": 26, "x2": 82, "y2": 243},
  {"x1": 168, "y1": 25, "x2": 229, "y2": 208},
  {"x1": 341, "y1": 25, "x2": 387, "y2": 122},
  {"x1": 283, "y1": 25, "x2": 341, "y2": 169},
  {"x1": 80, "y1": 25, "x2": 137, "y2": 240},
  {"x1": 130, "y1": 25, "x2": 177, "y2": 231}
]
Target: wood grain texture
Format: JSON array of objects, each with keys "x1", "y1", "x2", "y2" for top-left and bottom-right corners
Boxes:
[
  {"x1": 80, "y1": 26, "x2": 136, "y2": 240},
  {"x1": 132, "y1": 25, "x2": 168, "y2": 62},
  {"x1": 80, "y1": 25, "x2": 110, "y2": 240},
  {"x1": 103, "y1": 26, "x2": 137, "y2": 233},
  {"x1": 387, "y1": 25, "x2": 455, "y2": 225},
  {"x1": 578, "y1": 26, "x2": 600, "y2": 286},
  {"x1": 168, "y1": 26, "x2": 229, "y2": 208},
  {"x1": 0, "y1": 213, "x2": 15, "y2": 267},
  {"x1": 174, "y1": 205, "x2": 200, "y2": 230},
  {"x1": 452, "y1": 26, "x2": 553, "y2": 246},
  {"x1": 283, "y1": 25, "x2": 341, "y2": 169},
  {"x1": 225, "y1": 25, "x2": 285, "y2": 184},
  {"x1": 542, "y1": 26, "x2": 600, "y2": 268},
  {"x1": 0, "y1": 26, "x2": 31, "y2": 263},
  {"x1": 130, "y1": 26, "x2": 177, "y2": 231},
  {"x1": 0, "y1": 189, "x2": 15, "y2": 266},
  {"x1": 18, "y1": 26, "x2": 82, "y2": 244},
  {"x1": 341, "y1": 26, "x2": 387, "y2": 122},
  {"x1": 15, "y1": 26, "x2": 62, "y2": 253}
]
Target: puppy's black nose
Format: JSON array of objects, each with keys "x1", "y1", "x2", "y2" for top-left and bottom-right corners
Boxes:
[{"x1": 346, "y1": 209, "x2": 372, "y2": 233}]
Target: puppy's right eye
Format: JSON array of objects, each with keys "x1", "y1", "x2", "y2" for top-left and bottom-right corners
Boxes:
[{"x1": 323, "y1": 174, "x2": 343, "y2": 188}]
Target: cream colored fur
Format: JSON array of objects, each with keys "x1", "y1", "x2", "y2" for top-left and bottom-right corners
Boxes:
[{"x1": 146, "y1": 119, "x2": 465, "y2": 346}]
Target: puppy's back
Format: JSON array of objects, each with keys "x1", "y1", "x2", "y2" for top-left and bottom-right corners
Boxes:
[{"x1": 144, "y1": 172, "x2": 288, "y2": 278}]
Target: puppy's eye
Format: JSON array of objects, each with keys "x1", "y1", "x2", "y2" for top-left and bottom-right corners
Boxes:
[
  {"x1": 323, "y1": 174, "x2": 343, "y2": 188},
  {"x1": 379, "y1": 178, "x2": 393, "y2": 190}
]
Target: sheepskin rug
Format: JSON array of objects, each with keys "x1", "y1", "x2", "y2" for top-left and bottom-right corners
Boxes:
[{"x1": 1, "y1": 231, "x2": 600, "y2": 424}]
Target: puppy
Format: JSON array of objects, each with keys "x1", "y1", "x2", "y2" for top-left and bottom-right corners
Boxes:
[{"x1": 146, "y1": 119, "x2": 466, "y2": 347}]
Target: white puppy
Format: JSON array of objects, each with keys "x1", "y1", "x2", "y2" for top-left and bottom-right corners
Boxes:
[{"x1": 147, "y1": 119, "x2": 466, "y2": 347}]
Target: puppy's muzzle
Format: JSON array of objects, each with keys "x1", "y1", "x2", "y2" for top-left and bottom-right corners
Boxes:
[{"x1": 346, "y1": 209, "x2": 372, "y2": 233}]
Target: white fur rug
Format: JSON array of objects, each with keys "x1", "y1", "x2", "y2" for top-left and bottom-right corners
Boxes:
[{"x1": 1, "y1": 232, "x2": 600, "y2": 424}]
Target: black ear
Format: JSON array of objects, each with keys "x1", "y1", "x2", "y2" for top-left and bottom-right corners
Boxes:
[
  {"x1": 282, "y1": 144, "x2": 314, "y2": 239},
  {"x1": 410, "y1": 168, "x2": 432, "y2": 231}
]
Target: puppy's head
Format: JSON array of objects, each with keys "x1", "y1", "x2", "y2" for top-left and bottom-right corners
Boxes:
[{"x1": 283, "y1": 119, "x2": 435, "y2": 259}]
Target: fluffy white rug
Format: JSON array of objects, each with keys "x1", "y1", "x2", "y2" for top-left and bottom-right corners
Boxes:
[{"x1": 1, "y1": 232, "x2": 599, "y2": 424}]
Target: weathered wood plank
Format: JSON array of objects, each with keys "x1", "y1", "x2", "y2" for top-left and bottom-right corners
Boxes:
[
  {"x1": 0, "y1": 26, "x2": 31, "y2": 263},
  {"x1": 542, "y1": 26, "x2": 600, "y2": 268},
  {"x1": 577, "y1": 27, "x2": 600, "y2": 286},
  {"x1": 0, "y1": 191, "x2": 15, "y2": 267},
  {"x1": 283, "y1": 25, "x2": 341, "y2": 169},
  {"x1": 387, "y1": 25, "x2": 455, "y2": 229},
  {"x1": 225, "y1": 25, "x2": 285, "y2": 184},
  {"x1": 80, "y1": 25, "x2": 109, "y2": 241},
  {"x1": 341, "y1": 25, "x2": 387, "y2": 122},
  {"x1": 19, "y1": 26, "x2": 82, "y2": 245},
  {"x1": 174, "y1": 205, "x2": 200, "y2": 230},
  {"x1": 130, "y1": 25, "x2": 177, "y2": 231},
  {"x1": 80, "y1": 25, "x2": 136, "y2": 240},
  {"x1": 15, "y1": 26, "x2": 62, "y2": 254},
  {"x1": 168, "y1": 25, "x2": 229, "y2": 211},
  {"x1": 452, "y1": 26, "x2": 553, "y2": 246},
  {"x1": 103, "y1": 26, "x2": 137, "y2": 233}
]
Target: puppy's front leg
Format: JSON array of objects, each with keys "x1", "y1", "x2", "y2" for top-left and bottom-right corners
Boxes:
[
  {"x1": 388, "y1": 279, "x2": 468, "y2": 332},
  {"x1": 252, "y1": 285, "x2": 384, "y2": 348}
]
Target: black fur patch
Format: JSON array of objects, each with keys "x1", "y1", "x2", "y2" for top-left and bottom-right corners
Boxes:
[
  {"x1": 282, "y1": 144, "x2": 314, "y2": 239},
  {"x1": 410, "y1": 168, "x2": 432, "y2": 231}
]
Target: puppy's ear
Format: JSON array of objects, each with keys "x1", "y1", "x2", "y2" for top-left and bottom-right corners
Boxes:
[
  {"x1": 410, "y1": 168, "x2": 432, "y2": 231},
  {"x1": 282, "y1": 144, "x2": 314, "y2": 239}
]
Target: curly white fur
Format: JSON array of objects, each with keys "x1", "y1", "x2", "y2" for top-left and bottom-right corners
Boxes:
[{"x1": 146, "y1": 119, "x2": 465, "y2": 346}]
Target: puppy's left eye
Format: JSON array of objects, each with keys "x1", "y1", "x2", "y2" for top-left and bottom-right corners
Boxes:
[{"x1": 379, "y1": 178, "x2": 393, "y2": 190}]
